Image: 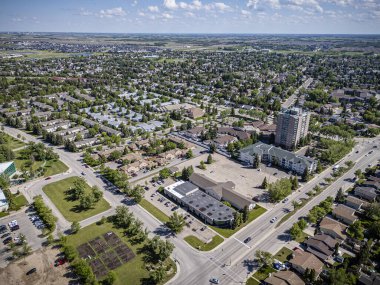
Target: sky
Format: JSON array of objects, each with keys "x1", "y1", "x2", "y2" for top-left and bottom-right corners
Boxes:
[{"x1": 0, "y1": 0, "x2": 379, "y2": 34}]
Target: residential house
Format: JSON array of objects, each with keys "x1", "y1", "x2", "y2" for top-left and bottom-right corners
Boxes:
[
  {"x1": 319, "y1": 217, "x2": 347, "y2": 241},
  {"x1": 213, "y1": 135, "x2": 237, "y2": 148},
  {"x1": 304, "y1": 234, "x2": 339, "y2": 262},
  {"x1": 264, "y1": 271, "x2": 305, "y2": 285},
  {"x1": 345, "y1": 195, "x2": 368, "y2": 210},
  {"x1": 354, "y1": 186, "x2": 378, "y2": 202},
  {"x1": 359, "y1": 272, "x2": 380, "y2": 285},
  {"x1": 185, "y1": 126, "x2": 205, "y2": 139},
  {"x1": 289, "y1": 249, "x2": 324, "y2": 277},
  {"x1": 74, "y1": 137, "x2": 98, "y2": 149},
  {"x1": 332, "y1": 204, "x2": 358, "y2": 225}
]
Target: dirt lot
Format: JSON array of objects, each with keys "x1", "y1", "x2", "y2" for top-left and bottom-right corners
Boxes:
[{"x1": 0, "y1": 247, "x2": 74, "y2": 285}]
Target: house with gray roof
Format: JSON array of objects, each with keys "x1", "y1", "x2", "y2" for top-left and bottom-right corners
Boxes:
[{"x1": 239, "y1": 142, "x2": 316, "y2": 174}]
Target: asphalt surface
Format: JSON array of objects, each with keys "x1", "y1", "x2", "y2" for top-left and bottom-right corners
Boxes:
[{"x1": 2, "y1": 125, "x2": 379, "y2": 285}]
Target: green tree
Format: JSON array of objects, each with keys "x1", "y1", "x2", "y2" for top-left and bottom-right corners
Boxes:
[
  {"x1": 365, "y1": 202, "x2": 380, "y2": 221},
  {"x1": 290, "y1": 223, "x2": 302, "y2": 240},
  {"x1": 63, "y1": 245, "x2": 77, "y2": 261},
  {"x1": 207, "y1": 154, "x2": 213, "y2": 164},
  {"x1": 347, "y1": 221, "x2": 364, "y2": 240},
  {"x1": 166, "y1": 212, "x2": 185, "y2": 234},
  {"x1": 253, "y1": 154, "x2": 260, "y2": 169},
  {"x1": 185, "y1": 149, "x2": 193, "y2": 159},
  {"x1": 92, "y1": 185, "x2": 103, "y2": 202},
  {"x1": 232, "y1": 212, "x2": 243, "y2": 229},
  {"x1": 71, "y1": 221, "x2": 81, "y2": 234},
  {"x1": 146, "y1": 236, "x2": 174, "y2": 263},
  {"x1": 159, "y1": 168, "x2": 171, "y2": 179},
  {"x1": 150, "y1": 264, "x2": 166, "y2": 284},
  {"x1": 261, "y1": 177, "x2": 268, "y2": 189},
  {"x1": 103, "y1": 271, "x2": 116, "y2": 285},
  {"x1": 268, "y1": 178, "x2": 292, "y2": 202},
  {"x1": 79, "y1": 193, "x2": 95, "y2": 209},
  {"x1": 255, "y1": 250, "x2": 273, "y2": 267},
  {"x1": 335, "y1": 188, "x2": 345, "y2": 203},
  {"x1": 114, "y1": 206, "x2": 134, "y2": 228},
  {"x1": 242, "y1": 205, "x2": 249, "y2": 223},
  {"x1": 199, "y1": 161, "x2": 206, "y2": 170},
  {"x1": 302, "y1": 168, "x2": 310, "y2": 182},
  {"x1": 291, "y1": 176, "x2": 298, "y2": 190}
]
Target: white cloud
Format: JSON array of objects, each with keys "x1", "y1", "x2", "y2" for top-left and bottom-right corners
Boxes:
[
  {"x1": 164, "y1": 0, "x2": 231, "y2": 12},
  {"x1": 241, "y1": 9, "x2": 252, "y2": 17},
  {"x1": 162, "y1": 12, "x2": 174, "y2": 18},
  {"x1": 214, "y1": 2, "x2": 231, "y2": 11},
  {"x1": 148, "y1": 6, "x2": 160, "y2": 12},
  {"x1": 164, "y1": 0, "x2": 178, "y2": 9},
  {"x1": 99, "y1": 7, "x2": 126, "y2": 18}
]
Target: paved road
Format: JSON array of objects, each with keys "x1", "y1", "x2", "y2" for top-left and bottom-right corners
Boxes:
[
  {"x1": 3, "y1": 125, "x2": 379, "y2": 285},
  {"x1": 282, "y1": 78, "x2": 313, "y2": 109}
]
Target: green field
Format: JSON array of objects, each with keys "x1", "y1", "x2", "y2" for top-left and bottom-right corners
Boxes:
[
  {"x1": 210, "y1": 206, "x2": 267, "y2": 238},
  {"x1": 0, "y1": 133, "x2": 26, "y2": 150},
  {"x1": 14, "y1": 149, "x2": 68, "y2": 177},
  {"x1": 184, "y1": 235, "x2": 224, "y2": 251},
  {"x1": 139, "y1": 199, "x2": 170, "y2": 223},
  {"x1": 43, "y1": 177, "x2": 110, "y2": 222},
  {"x1": 12, "y1": 194, "x2": 29, "y2": 210},
  {"x1": 66, "y1": 222, "x2": 176, "y2": 285},
  {"x1": 274, "y1": 247, "x2": 293, "y2": 263}
]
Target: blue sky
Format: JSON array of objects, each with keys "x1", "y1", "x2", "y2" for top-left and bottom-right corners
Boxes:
[{"x1": 0, "y1": 0, "x2": 379, "y2": 34}]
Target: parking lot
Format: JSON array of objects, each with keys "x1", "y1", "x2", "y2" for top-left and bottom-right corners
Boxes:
[
  {"x1": 169, "y1": 153, "x2": 290, "y2": 207},
  {"x1": 0, "y1": 209, "x2": 46, "y2": 268}
]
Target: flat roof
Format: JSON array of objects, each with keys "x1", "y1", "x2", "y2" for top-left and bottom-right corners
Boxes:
[{"x1": 182, "y1": 190, "x2": 235, "y2": 222}]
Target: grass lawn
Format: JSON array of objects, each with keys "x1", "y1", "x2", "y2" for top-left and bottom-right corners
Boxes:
[
  {"x1": 274, "y1": 247, "x2": 293, "y2": 263},
  {"x1": 252, "y1": 266, "x2": 276, "y2": 281},
  {"x1": 43, "y1": 177, "x2": 110, "y2": 222},
  {"x1": 66, "y1": 222, "x2": 176, "y2": 285},
  {"x1": 0, "y1": 212, "x2": 9, "y2": 218},
  {"x1": 184, "y1": 235, "x2": 224, "y2": 251},
  {"x1": 0, "y1": 133, "x2": 26, "y2": 150},
  {"x1": 14, "y1": 150, "x2": 68, "y2": 177},
  {"x1": 43, "y1": 159, "x2": 68, "y2": 177},
  {"x1": 12, "y1": 194, "x2": 28, "y2": 210},
  {"x1": 210, "y1": 206, "x2": 267, "y2": 238},
  {"x1": 246, "y1": 277, "x2": 260, "y2": 285},
  {"x1": 140, "y1": 199, "x2": 170, "y2": 223}
]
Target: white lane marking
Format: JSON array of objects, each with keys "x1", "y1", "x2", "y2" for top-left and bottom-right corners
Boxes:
[{"x1": 233, "y1": 237, "x2": 251, "y2": 248}]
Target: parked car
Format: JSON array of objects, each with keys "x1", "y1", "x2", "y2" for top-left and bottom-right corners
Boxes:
[
  {"x1": 3, "y1": 236, "x2": 12, "y2": 244},
  {"x1": 26, "y1": 268, "x2": 37, "y2": 275},
  {"x1": 1, "y1": 233, "x2": 11, "y2": 239},
  {"x1": 54, "y1": 258, "x2": 67, "y2": 267},
  {"x1": 0, "y1": 225, "x2": 7, "y2": 234}
]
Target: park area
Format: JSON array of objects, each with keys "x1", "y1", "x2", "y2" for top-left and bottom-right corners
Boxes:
[
  {"x1": 14, "y1": 149, "x2": 68, "y2": 177},
  {"x1": 42, "y1": 177, "x2": 110, "y2": 222},
  {"x1": 66, "y1": 222, "x2": 176, "y2": 285}
]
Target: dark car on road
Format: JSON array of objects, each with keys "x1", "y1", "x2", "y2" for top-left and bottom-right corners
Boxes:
[{"x1": 244, "y1": 237, "x2": 252, "y2": 243}]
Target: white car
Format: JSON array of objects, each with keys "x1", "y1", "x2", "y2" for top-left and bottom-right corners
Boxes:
[
  {"x1": 270, "y1": 217, "x2": 278, "y2": 223},
  {"x1": 210, "y1": 278, "x2": 220, "y2": 284}
]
